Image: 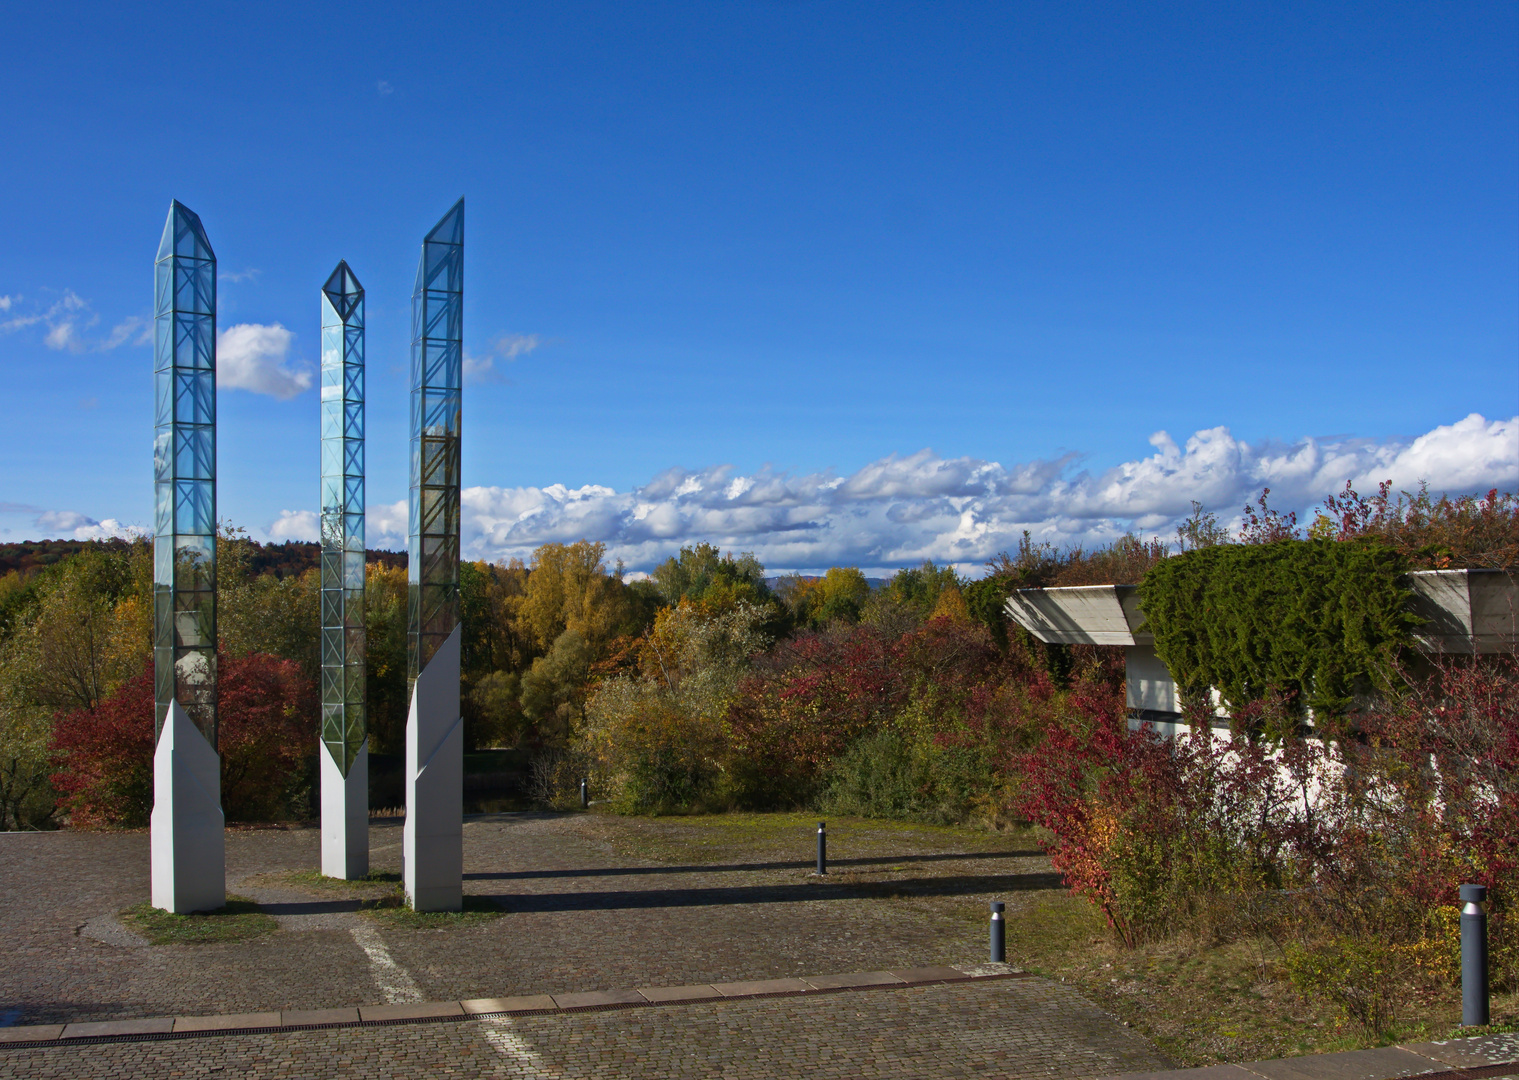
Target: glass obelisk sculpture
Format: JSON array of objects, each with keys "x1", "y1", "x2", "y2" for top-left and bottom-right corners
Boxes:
[
  {"x1": 320, "y1": 261, "x2": 369, "y2": 879},
  {"x1": 404, "y1": 199, "x2": 464, "y2": 911},
  {"x1": 150, "y1": 201, "x2": 225, "y2": 914}
]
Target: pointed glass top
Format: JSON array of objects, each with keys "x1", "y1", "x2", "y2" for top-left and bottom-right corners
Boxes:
[
  {"x1": 156, "y1": 200, "x2": 215, "y2": 263},
  {"x1": 322, "y1": 260, "x2": 365, "y2": 319},
  {"x1": 424, "y1": 198, "x2": 464, "y2": 247},
  {"x1": 414, "y1": 198, "x2": 464, "y2": 296}
]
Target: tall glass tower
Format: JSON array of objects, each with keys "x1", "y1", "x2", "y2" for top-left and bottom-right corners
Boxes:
[
  {"x1": 408, "y1": 199, "x2": 464, "y2": 684},
  {"x1": 403, "y1": 199, "x2": 464, "y2": 912},
  {"x1": 319, "y1": 261, "x2": 369, "y2": 878},
  {"x1": 154, "y1": 202, "x2": 217, "y2": 743},
  {"x1": 150, "y1": 201, "x2": 225, "y2": 914}
]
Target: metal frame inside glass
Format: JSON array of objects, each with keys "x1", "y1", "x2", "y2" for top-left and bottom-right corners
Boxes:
[
  {"x1": 153, "y1": 201, "x2": 218, "y2": 744},
  {"x1": 321, "y1": 261, "x2": 366, "y2": 774},
  {"x1": 408, "y1": 199, "x2": 464, "y2": 682}
]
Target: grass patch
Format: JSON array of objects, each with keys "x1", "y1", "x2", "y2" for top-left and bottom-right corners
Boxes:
[
  {"x1": 992, "y1": 887, "x2": 1519, "y2": 1066},
  {"x1": 281, "y1": 869, "x2": 401, "y2": 891},
  {"x1": 119, "y1": 896, "x2": 278, "y2": 945},
  {"x1": 362, "y1": 893, "x2": 506, "y2": 929},
  {"x1": 587, "y1": 810, "x2": 1025, "y2": 866}
]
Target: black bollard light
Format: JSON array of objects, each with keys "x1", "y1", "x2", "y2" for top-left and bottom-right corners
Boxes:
[
  {"x1": 816, "y1": 821, "x2": 827, "y2": 875},
  {"x1": 580, "y1": 777, "x2": 589, "y2": 810},
  {"x1": 990, "y1": 901, "x2": 1006, "y2": 963},
  {"x1": 1461, "y1": 883, "x2": 1490, "y2": 1026}
]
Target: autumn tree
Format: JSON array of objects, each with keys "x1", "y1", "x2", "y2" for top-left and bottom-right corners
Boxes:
[
  {"x1": 651, "y1": 543, "x2": 771, "y2": 610},
  {"x1": 777, "y1": 566, "x2": 872, "y2": 628}
]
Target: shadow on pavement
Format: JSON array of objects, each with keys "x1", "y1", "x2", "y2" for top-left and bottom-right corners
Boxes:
[
  {"x1": 482, "y1": 872, "x2": 1065, "y2": 913},
  {"x1": 464, "y1": 849, "x2": 1043, "y2": 882}
]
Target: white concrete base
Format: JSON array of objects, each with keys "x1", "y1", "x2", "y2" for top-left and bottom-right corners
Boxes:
[
  {"x1": 403, "y1": 624, "x2": 463, "y2": 912},
  {"x1": 150, "y1": 700, "x2": 225, "y2": 914},
  {"x1": 321, "y1": 741, "x2": 369, "y2": 879}
]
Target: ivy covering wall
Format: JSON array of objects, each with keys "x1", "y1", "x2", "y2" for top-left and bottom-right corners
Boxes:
[{"x1": 1137, "y1": 540, "x2": 1422, "y2": 719}]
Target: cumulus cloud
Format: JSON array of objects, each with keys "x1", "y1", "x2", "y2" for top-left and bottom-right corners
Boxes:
[
  {"x1": 0, "y1": 295, "x2": 13, "y2": 310},
  {"x1": 217, "y1": 323, "x2": 313, "y2": 399},
  {"x1": 265, "y1": 510, "x2": 319, "y2": 543},
  {"x1": 464, "y1": 333, "x2": 542, "y2": 384},
  {"x1": 33, "y1": 511, "x2": 145, "y2": 542},
  {"x1": 367, "y1": 500, "x2": 408, "y2": 550},
  {"x1": 446, "y1": 414, "x2": 1518, "y2": 576}
]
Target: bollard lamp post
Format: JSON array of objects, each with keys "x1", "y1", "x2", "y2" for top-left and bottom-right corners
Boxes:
[{"x1": 1461, "y1": 883, "x2": 1490, "y2": 1027}]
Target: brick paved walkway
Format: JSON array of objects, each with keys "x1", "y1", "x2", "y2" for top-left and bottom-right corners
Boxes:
[
  {"x1": 0, "y1": 813, "x2": 1170, "y2": 1077},
  {"x1": 0, "y1": 978, "x2": 1169, "y2": 1079}
]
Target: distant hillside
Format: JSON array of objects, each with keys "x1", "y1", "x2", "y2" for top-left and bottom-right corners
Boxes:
[{"x1": 0, "y1": 538, "x2": 407, "y2": 580}]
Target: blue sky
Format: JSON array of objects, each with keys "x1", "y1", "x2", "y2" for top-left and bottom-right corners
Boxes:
[{"x1": 1, "y1": 2, "x2": 1515, "y2": 574}]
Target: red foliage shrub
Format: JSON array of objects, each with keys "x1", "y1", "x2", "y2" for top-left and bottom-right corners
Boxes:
[
  {"x1": 50, "y1": 665, "x2": 156, "y2": 827},
  {"x1": 51, "y1": 652, "x2": 317, "y2": 827},
  {"x1": 725, "y1": 624, "x2": 904, "y2": 802}
]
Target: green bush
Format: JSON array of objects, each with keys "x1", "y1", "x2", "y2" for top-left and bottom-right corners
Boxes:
[
  {"x1": 1284, "y1": 936, "x2": 1411, "y2": 1035},
  {"x1": 1139, "y1": 539, "x2": 1420, "y2": 720},
  {"x1": 821, "y1": 728, "x2": 981, "y2": 825}
]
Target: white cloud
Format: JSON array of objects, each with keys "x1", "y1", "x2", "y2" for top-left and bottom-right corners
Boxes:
[
  {"x1": 73, "y1": 519, "x2": 147, "y2": 542},
  {"x1": 367, "y1": 500, "x2": 408, "y2": 550},
  {"x1": 446, "y1": 414, "x2": 1519, "y2": 576},
  {"x1": 265, "y1": 510, "x2": 319, "y2": 543},
  {"x1": 218, "y1": 268, "x2": 261, "y2": 284},
  {"x1": 45, "y1": 321, "x2": 81, "y2": 351},
  {"x1": 377, "y1": 79, "x2": 394, "y2": 96},
  {"x1": 36, "y1": 510, "x2": 97, "y2": 533},
  {"x1": 33, "y1": 511, "x2": 145, "y2": 542},
  {"x1": 0, "y1": 291, "x2": 150, "y2": 352},
  {"x1": 464, "y1": 333, "x2": 542, "y2": 384},
  {"x1": 103, "y1": 316, "x2": 151, "y2": 349},
  {"x1": 217, "y1": 323, "x2": 313, "y2": 399}
]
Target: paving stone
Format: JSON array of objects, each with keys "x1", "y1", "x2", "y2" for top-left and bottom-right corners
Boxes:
[
  {"x1": 637, "y1": 983, "x2": 723, "y2": 1003},
  {"x1": 1100, "y1": 1068, "x2": 1260, "y2": 1080},
  {"x1": 802, "y1": 969, "x2": 904, "y2": 990},
  {"x1": 1399, "y1": 1032, "x2": 1519, "y2": 1067},
  {"x1": 60, "y1": 1017, "x2": 173, "y2": 1038},
  {"x1": 1241, "y1": 1045, "x2": 1445, "y2": 1080},
  {"x1": 712, "y1": 977, "x2": 813, "y2": 997},
  {"x1": 889, "y1": 965, "x2": 970, "y2": 983},
  {"x1": 460, "y1": 994, "x2": 557, "y2": 1014},
  {"x1": 0, "y1": 815, "x2": 1168, "y2": 1077},
  {"x1": 172, "y1": 1011, "x2": 280, "y2": 1032},
  {"x1": 358, "y1": 1001, "x2": 465, "y2": 1022},
  {"x1": 955, "y1": 961, "x2": 1025, "y2": 977},
  {"x1": 552, "y1": 988, "x2": 647, "y2": 1009},
  {"x1": 0, "y1": 1025, "x2": 63, "y2": 1044},
  {"x1": 0, "y1": 978, "x2": 1172, "y2": 1079},
  {"x1": 280, "y1": 1007, "x2": 360, "y2": 1026}
]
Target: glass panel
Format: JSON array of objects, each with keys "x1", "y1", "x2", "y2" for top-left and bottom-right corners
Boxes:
[
  {"x1": 175, "y1": 426, "x2": 213, "y2": 480},
  {"x1": 175, "y1": 479, "x2": 213, "y2": 535},
  {"x1": 153, "y1": 429, "x2": 173, "y2": 484}
]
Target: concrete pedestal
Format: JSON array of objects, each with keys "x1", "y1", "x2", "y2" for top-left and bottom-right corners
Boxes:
[
  {"x1": 150, "y1": 700, "x2": 225, "y2": 913},
  {"x1": 403, "y1": 625, "x2": 462, "y2": 911},
  {"x1": 321, "y1": 742, "x2": 369, "y2": 880}
]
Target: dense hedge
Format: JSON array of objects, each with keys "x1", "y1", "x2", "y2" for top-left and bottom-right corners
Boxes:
[{"x1": 1138, "y1": 539, "x2": 1422, "y2": 720}]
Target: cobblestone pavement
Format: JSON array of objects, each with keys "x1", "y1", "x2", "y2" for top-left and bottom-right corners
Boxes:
[
  {"x1": 0, "y1": 814, "x2": 1062, "y2": 1024},
  {"x1": 0, "y1": 813, "x2": 1167, "y2": 1076},
  {"x1": 0, "y1": 979, "x2": 1170, "y2": 1079}
]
